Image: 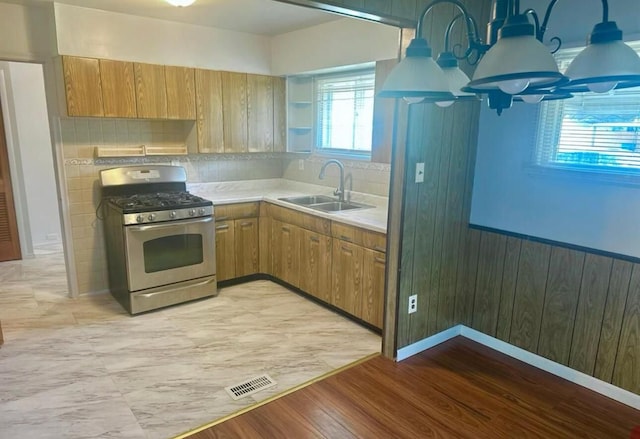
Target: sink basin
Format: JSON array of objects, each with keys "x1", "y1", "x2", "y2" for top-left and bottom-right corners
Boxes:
[
  {"x1": 278, "y1": 195, "x2": 336, "y2": 205},
  {"x1": 279, "y1": 195, "x2": 374, "y2": 213}
]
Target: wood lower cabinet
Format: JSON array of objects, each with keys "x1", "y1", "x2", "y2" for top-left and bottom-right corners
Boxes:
[
  {"x1": 299, "y1": 229, "x2": 332, "y2": 303},
  {"x1": 215, "y1": 203, "x2": 260, "y2": 282},
  {"x1": 362, "y1": 249, "x2": 385, "y2": 328},
  {"x1": 215, "y1": 220, "x2": 236, "y2": 282},
  {"x1": 271, "y1": 219, "x2": 300, "y2": 288},
  {"x1": 332, "y1": 239, "x2": 363, "y2": 317},
  {"x1": 235, "y1": 218, "x2": 259, "y2": 277}
]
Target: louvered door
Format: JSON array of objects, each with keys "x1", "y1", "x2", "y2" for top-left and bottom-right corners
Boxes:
[{"x1": 0, "y1": 97, "x2": 21, "y2": 261}]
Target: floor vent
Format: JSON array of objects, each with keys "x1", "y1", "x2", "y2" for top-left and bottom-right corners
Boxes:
[{"x1": 225, "y1": 374, "x2": 277, "y2": 400}]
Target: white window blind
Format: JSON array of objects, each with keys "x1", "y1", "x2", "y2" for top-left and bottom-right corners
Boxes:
[
  {"x1": 315, "y1": 69, "x2": 375, "y2": 154},
  {"x1": 535, "y1": 41, "x2": 640, "y2": 176}
]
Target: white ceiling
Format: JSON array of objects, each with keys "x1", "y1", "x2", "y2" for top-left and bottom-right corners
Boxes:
[{"x1": 5, "y1": 0, "x2": 341, "y2": 35}]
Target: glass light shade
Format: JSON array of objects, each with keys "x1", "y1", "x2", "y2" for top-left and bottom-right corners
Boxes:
[
  {"x1": 564, "y1": 39, "x2": 640, "y2": 92},
  {"x1": 166, "y1": 0, "x2": 196, "y2": 6},
  {"x1": 520, "y1": 94, "x2": 544, "y2": 104},
  {"x1": 422, "y1": 65, "x2": 477, "y2": 105},
  {"x1": 467, "y1": 35, "x2": 565, "y2": 93},
  {"x1": 379, "y1": 39, "x2": 454, "y2": 101}
]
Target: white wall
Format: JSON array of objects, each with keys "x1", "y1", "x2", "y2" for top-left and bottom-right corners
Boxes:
[
  {"x1": 7, "y1": 62, "x2": 61, "y2": 248},
  {"x1": 271, "y1": 17, "x2": 399, "y2": 75},
  {"x1": 54, "y1": 3, "x2": 272, "y2": 74},
  {"x1": 471, "y1": 0, "x2": 640, "y2": 257},
  {"x1": 0, "y1": 2, "x2": 56, "y2": 62}
]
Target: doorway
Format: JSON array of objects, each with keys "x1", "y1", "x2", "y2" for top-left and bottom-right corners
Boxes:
[{"x1": 0, "y1": 61, "x2": 65, "y2": 279}]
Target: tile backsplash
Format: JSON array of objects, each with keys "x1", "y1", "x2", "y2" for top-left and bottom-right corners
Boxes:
[{"x1": 59, "y1": 118, "x2": 390, "y2": 294}]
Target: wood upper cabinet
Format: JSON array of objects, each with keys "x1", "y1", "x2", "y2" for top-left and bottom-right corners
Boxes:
[
  {"x1": 273, "y1": 76, "x2": 287, "y2": 152},
  {"x1": 215, "y1": 220, "x2": 236, "y2": 282},
  {"x1": 299, "y1": 229, "x2": 332, "y2": 303},
  {"x1": 165, "y1": 66, "x2": 196, "y2": 120},
  {"x1": 62, "y1": 56, "x2": 104, "y2": 117},
  {"x1": 99, "y1": 59, "x2": 137, "y2": 118},
  {"x1": 235, "y1": 218, "x2": 259, "y2": 277},
  {"x1": 362, "y1": 249, "x2": 385, "y2": 329},
  {"x1": 221, "y1": 71, "x2": 248, "y2": 153},
  {"x1": 196, "y1": 69, "x2": 224, "y2": 153},
  {"x1": 247, "y1": 74, "x2": 274, "y2": 153},
  {"x1": 134, "y1": 63, "x2": 167, "y2": 119}
]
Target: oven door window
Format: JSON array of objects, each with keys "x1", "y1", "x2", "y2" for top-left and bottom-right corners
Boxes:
[{"x1": 143, "y1": 234, "x2": 204, "y2": 273}]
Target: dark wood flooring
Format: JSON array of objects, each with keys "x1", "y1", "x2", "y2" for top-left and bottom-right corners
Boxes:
[{"x1": 185, "y1": 337, "x2": 640, "y2": 438}]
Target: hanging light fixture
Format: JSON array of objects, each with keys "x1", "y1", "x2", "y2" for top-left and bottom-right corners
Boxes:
[
  {"x1": 165, "y1": 0, "x2": 196, "y2": 6},
  {"x1": 379, "y1": 0, "x2": 640, "y2": 115}
]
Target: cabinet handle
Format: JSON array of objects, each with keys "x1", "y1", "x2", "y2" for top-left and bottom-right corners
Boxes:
[
  {"x1": 340, "y1": 235, "x2": 353, "y2": 242},
  {"x1": 216, "y1": 216, "x2": 229, "y2": 221},
  {"x1": 373, "y1": 246, "x2": 386, "y2": 252},
  {"x1": 216, "y1": 224, "x2": 229, "y2": 230},
  {"x1": 240, "y1": 222, "x2": 253, "y2": 227},
  {"x1": 282, "y1": 226, "x2": 290, "y2": 232},
  {"x1": 374, "y1": 257, "x2": 386, "y2": 264},
  {"x1": 341, "y1": 246, "x2": 353, "y2": 254},
  {"x1": 310, "y1": 236, "x2": 319, "y2": 242}
]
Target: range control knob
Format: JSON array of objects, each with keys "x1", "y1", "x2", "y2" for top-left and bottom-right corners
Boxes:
[
  {"x1": 188, "y1": 209, "x2": 196, "y2": 217},
  {"x1": 170, "y1": 211, "x2": 177, "y2": 219},
  {"x1": 198, "y1": 208, "x2": 206, "y2": 215},
  {"x1": 148, "y1": 213, "x2": 156, "y2": 221},
  {"x1": 136, "y1": 215, "x2": 144, "y2": 223}
]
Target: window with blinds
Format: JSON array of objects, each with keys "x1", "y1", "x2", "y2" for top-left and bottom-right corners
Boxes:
[
  {"x1": 534, "y1": 41, "x2": 640, "y2": 176},
  {"x1": 315, "y1": 69, "x2": 375, "y2": 155}
]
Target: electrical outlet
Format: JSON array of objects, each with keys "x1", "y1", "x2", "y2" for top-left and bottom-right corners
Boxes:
[
  {"x1": 298, "y1": 159, "x2": 305, "y2": 171},
  {"x1": 408, "y1": 294, "x2": 417, "y2": 314},
  {"x1": 415, "y1": 163, "x2": 425, "y2": 183}
]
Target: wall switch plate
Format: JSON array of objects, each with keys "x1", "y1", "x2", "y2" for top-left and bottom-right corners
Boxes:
[
  {"x1": 415, "y1": 163, "x2": 425, "y2": 183},
  {"x1": 298, "y1": 159, "x2": 305, "y2": 170},
  {"x1": 408, "y1": 294, "x2": 417, "y2": 314}
]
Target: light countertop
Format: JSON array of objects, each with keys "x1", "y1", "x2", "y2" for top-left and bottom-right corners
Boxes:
[{"x1": 188, "y1": 179, "x2": 388, "y2": 234}]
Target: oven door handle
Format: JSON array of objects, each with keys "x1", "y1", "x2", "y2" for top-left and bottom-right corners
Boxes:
[{"x1": 127, "y1": 216, "x2": 213, "y2": 232}]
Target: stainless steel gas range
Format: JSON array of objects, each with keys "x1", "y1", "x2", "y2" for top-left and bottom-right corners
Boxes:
[{"x1": 100, "y1": 165, "x2": 217, "y2": 314}]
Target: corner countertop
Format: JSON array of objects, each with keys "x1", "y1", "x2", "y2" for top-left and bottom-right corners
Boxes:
[{"x1": 188, "y1": 179, "x2": 388, "y2": 234}]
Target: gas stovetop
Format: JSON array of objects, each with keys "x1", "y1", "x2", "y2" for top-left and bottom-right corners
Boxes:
[{"x1": 108, "y1": 191, "x2": 212, "y2": 213}]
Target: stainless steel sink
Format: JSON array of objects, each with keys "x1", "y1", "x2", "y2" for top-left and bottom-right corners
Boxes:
[
  {"x1": 309, "y1": 201, "x2": 371, "y2": 212},
  {"x1": 278, "y1": 195, "x2": 336, "y2": 205},
  {"x1": 278, "y1": 195, "x2": 374, "y2": 213}
]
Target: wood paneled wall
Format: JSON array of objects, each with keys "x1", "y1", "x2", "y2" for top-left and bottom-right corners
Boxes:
[{"x1": 459, "y1": 228, "x2": 640, "y2": 395}]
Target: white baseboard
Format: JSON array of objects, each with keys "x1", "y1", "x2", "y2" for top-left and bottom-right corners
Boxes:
[
  {"x1": 396, "y1": 325, "x2": 640, "y2": 410},
  {"x1": 396, "y1": 325, "x2": 462, "y2": 361}
]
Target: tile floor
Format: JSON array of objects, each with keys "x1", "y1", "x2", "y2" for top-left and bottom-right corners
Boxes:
[{"x1": 0, "y1": 248, "x2": 381, "y2": 439}]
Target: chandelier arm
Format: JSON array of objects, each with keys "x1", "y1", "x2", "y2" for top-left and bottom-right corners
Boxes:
[
  {"x1": 417, "y1": 0, "x2": 486, "y2": 63},
  {"x1": 540, "y1": 0, "x2": 608, "y2": 44}
]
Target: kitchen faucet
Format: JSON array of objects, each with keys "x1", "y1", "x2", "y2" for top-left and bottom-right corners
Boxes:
[{"x1": 318, "y1": 159, "x2": 345, "y2": 202}]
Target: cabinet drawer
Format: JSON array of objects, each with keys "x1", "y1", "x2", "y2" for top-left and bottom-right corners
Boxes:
[
  {"x1": 267, "y1": 203, "x2": 330, "y2": 235},
  {"x1": 215, "y1": 202, "x2": 260, "y2": 220},
  {"x1": 332, "y1": 222, "x2": 386, "y2": 252}
]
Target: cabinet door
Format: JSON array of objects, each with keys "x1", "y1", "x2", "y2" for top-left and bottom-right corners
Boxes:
[
  {"x1": 215, "y1": 220, "x2": 236, "y2": 282},
  {"x1": 62, "y1": 56, "x2": 104, "y2": 117},
  {"x1": 271, "y1": 219, "x2": 300, "y2": 287},
  {"x1": 300, "y1": 229, "x2": 332, "y2": 303},
  {"x1": 99, "y1": 59, "x2": 136, "y2": 118},
  {"x1": 166, "y1": 66, "x2": 196, "y2": 120},
  {"x1": 134, "y1": 63, "x2": 167, "y2": 119},
  {"x1": 247, "y1": 74, "x2": 273, "y2": 152},
  {"x1": 362, "y1": 249, "x2": 385, "y2": 329},
  {"x1": 221, "y1": 71, "x2": 248, "y2": 153},
  {"x1": 332, "y1": 239, "x2": 363, "y2": 317},
  {"x1": 272, "y1": 76, "x2": 287, "y2": 152},
  {"x1": 235, "y1": 218, "x2": 259, "y2": 277},
  {"x1": 195, "y1": 69, "x2": 224, "y2": 153}
]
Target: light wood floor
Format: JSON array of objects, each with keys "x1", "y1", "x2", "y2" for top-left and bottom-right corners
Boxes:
[{"x1": 184, "y1": 337, "x2": 640, "y2": 439}]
